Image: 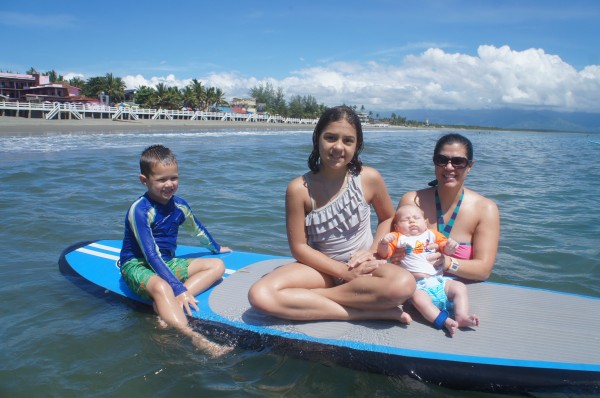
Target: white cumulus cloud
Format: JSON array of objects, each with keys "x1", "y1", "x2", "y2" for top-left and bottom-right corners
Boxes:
[{"x1": 119, "y1": 45, "x2": 599, "y2": 112}]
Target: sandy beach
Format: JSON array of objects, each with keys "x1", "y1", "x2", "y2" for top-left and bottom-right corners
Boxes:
[
  {"x1": 0, "y1": 116, "x2": 324, "y2": 136},
  {"x1": 0, "y1": 116, "x2": 421, "y2": 137}
]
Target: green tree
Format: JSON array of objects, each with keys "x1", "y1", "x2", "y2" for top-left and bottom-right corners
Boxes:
[
  {"x1": 82, "y1": 76, "x2": 107, "y2": 98},
  {"x1": 180, "y1": 86, "x2": 195, "y2": 109},
  {"x1": 272, "y1": 87, "x2": 288, "y2": 116},
  {"x1": 302, "y1": 95, "x2": 322, "y2": 118},
  {"x1": 134, "y1": 85, "x2": 155, "y2": 108},
  {"x1": 287, "y1": 95, "x2": 304, "y2": 118},
  {"x1": 188, "y1": 78, "x2": 205, "y2": 110},
  {"x1": 249, "y1": 83, "x2": 288, "y2": 115},
  {"x1": 44, "y1": 70, "x2": 63, "y2": 82},
  {"x1": 104, "y1": 73, "x2": 126, "y2": 102},
  {"x1": 152, "y1": 83, "x2": 180, "y2": 109},
  {"x1": 68, "y1": 77, "x2": 86, "y2": 89},
  {"x1": 205, "y1": 86, "x2": 226, "y2": 110}
]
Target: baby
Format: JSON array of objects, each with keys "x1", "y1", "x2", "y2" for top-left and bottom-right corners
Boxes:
[{"x1": 378, "y1": 204, "x2": 479, "y2": 335}]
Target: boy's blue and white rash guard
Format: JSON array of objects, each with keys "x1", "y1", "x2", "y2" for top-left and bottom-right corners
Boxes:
[{"x1": 119, "y1": 193, "x2": 221, "y2": 296}]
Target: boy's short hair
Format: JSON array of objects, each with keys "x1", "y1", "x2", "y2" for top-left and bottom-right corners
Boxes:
[{"x1": 140, "y1": 145, "x2": 177, "y2": 177}]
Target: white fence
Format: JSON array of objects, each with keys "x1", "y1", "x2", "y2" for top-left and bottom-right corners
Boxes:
[{"x1": 0, "y1": 101, "x2": 319, "y2": 125}]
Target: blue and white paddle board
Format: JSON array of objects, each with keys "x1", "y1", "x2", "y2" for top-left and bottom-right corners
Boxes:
[{"x1": 59, "y1": 240, "x2": 600, "y2": 393}]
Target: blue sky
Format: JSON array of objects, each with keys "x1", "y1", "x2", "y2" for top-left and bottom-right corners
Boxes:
[{"x1": 2, "y1": 0, "x2": 599, "y2": 113}]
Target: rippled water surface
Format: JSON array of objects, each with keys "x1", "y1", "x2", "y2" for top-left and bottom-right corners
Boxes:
[{"x1": 1, "y1": 127, "x2": 599, "y2": 397}]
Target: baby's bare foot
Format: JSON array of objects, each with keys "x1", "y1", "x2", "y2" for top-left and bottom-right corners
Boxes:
[
  {"x1": 456, "y1": 314, "x2": 480, "y2": 328},
  {"x1": 444, "y1": 318, "x2": 459, "y2": 336}
]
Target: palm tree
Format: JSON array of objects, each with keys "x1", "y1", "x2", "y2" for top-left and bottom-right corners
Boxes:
[
  {"x1": 82, "y1": 76, "x2": 106, "y2": 98},
  {"x1": 189, "y1": 79, "x2": 205, "y2": 110},
  {"x1": 152, "y1": 83, "x2": 181, "y2": 109},
  {"x1": 68, "y1": 77, "x2": 86, "y2": 90},
  {"x1": 180, "y1": 86, "x2": 195, "y2": 110},
  {"x1": 104, "y1": 73, "x2": 126, "y2": 103},
  {"x1": 205, "y1": 86, "x2": 226, "y2": 110},
  {"x1": 134, "y1": 85, "x2": 156, "y2": 108}
]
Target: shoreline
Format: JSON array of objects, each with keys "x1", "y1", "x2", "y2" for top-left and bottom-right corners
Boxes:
[
  {"x1": 0, "y1": 116, "x2": 316, "y2": 135},
  {"x1": 0, "y1": 116, "x2": 422, "y2": 136}
]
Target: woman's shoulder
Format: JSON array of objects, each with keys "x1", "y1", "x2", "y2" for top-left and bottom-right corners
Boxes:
[
  {"x1": 400, "y1": 186, "x2": 435, "y2": 206},
  {"x1": 465, "y1": 188, "x2": 499, "y2": 217}
]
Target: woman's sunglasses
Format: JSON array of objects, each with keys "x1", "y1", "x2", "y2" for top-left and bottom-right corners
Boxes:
[{"x1": 433, "y1": 154, "x2": 472, "y2": 169}]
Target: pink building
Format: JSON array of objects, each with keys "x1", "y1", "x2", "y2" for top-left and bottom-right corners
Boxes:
[{"x1": 0, "y1": 72, "x2": 80, "y2": 102}]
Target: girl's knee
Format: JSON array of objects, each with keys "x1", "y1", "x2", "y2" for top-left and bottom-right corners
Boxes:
[
  {"x1": 383, "y1": 271, "x2": 416, "y2": 304},
  {"x1": 247, "y1": 280, "x2": 275, "y2": 313}
]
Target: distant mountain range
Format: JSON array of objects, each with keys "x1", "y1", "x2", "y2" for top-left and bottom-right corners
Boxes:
[{"x1": 382, "y1": 108, "x2": 600, "y2": 133}]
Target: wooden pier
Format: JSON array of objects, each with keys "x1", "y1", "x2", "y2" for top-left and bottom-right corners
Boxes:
[{"x1": 0, "y1": 101, "x2": 318, "y2": 125}]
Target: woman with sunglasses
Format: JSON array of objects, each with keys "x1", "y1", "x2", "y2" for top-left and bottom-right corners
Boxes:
[{"x1": 396, "y1": 133, "x2": 499, "y2": 281}]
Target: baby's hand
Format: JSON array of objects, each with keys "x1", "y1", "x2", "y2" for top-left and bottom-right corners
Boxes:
[
  {"x1": 219, "y1": 246, "x2": 232, "y2": 253},
  {"x1": 382, "y1": 233, "x2": 396, "y2": 243},
  {"x1": 444, "y1": 239, "x2": 458, "y2": 255}
]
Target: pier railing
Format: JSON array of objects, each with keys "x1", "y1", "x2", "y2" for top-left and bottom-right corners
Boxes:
[{"x1": 0, "y1": 101, "x2": 319, "y2": 125}]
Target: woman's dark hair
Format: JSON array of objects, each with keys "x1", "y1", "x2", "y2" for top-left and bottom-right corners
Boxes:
[
  {"x1": 428, "y1": 133, "x2": 474, "y2": 187},
  {"x1": 307, "y1": 105, "x2": 364, "y2": 173},
  {"x1": 433, "y1": 133, "x2": 474, "y2": 160}
]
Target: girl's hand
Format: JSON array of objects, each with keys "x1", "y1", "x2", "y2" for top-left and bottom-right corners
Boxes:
[
  {"x1": 346, "y1": 250, "x2": 376, "y2": 269},
  {"x1": 343, "y1": 259, "x2": 386, "y2": 281}
]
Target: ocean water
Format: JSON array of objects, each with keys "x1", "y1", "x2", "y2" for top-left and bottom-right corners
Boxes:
[{"x1": 1, "y1": 127, "x2": 599, "y2": 397}]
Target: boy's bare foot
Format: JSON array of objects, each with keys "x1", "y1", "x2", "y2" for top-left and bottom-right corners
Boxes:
[
  {"x1": 191, "y1": 334, "x2": 234, "y2": 358},
  {"x1": 156, "y1": 316, "x2": 169, "y2": 329}
]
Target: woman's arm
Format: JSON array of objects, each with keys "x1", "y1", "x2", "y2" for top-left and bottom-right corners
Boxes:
[{"x1": 444, "y1": 197, "x2": 499, "y2": 281}]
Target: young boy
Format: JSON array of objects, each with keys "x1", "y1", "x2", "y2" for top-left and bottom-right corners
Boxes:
[
  {"x1": 119, "y1": 144, "x2": 231, "y2": 355},
  {"x1": 377, "y1": 204, "x2": 479, "y2": 336}
]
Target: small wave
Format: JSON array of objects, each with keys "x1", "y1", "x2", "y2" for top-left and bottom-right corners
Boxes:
[{"x1": 0, "y1": 129, "x2": 313, "y2": 153}]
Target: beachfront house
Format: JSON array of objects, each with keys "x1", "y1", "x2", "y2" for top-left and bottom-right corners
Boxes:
[{"x1": 0, "y1": 72, "x2": 85, "y2": 104}]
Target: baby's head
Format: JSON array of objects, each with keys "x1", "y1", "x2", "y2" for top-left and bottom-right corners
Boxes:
[{"x1": 393, "y1": 204, "x2": 428, "y2": 236}]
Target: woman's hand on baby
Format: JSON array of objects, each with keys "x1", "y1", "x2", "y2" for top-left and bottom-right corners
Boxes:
[
  {"x1": 426, "y1": 243, "x2": 444, "y2": 268},
  {"x1": 388, "y1": 246, "x2": 406, "y2": 265}
]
